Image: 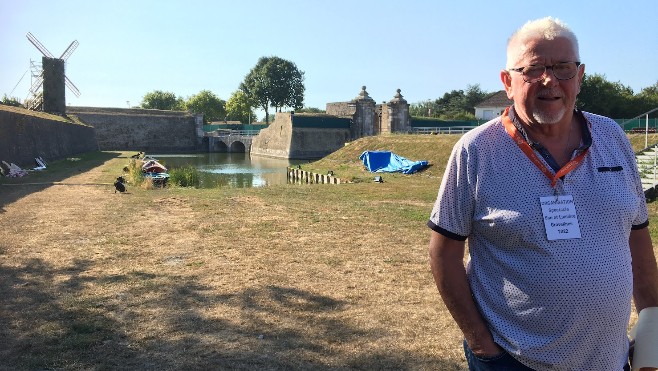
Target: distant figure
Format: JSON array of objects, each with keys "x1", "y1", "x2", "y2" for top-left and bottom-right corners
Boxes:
[{"x1": 114, "y1": 176, "x2": 126, "y2": 193}]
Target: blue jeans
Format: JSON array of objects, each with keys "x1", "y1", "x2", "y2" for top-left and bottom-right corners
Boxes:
[
  {"x1": 463, "y1": 340, "x2": 534, "y2": 370},
  {"x1": 463, "y1": 340, "x2": 631, "y2": 371}
]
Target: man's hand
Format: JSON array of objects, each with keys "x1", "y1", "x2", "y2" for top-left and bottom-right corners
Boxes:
[
  {"x1": 429, "y1": 231, "x2": 500, "y2": 356},
  {"x1": 469, "y1": 340, "x2": 504, "y2": 358}
]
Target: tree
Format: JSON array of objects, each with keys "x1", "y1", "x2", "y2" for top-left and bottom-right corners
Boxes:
[
  {"x1": 410, "y1": 100, "x2": 441, "y2": 118},
  {"x1": 639, "y1": 81, "x2": 658, "y2": 99},
  {"x1": 434, "y1": 89, "x2": 466, "y2": 118},
  {"x1": 296, "y1": 107, "x2": 325, "y2": 113},
  {"x1": 576, "y1": 74, "x2": 636, "y2": 118},
  {"x1": 428, "y1": 84, "x2": 492, "y2": 120},
  {"x1": 462, "y1": 84, "x2": 492, "y2": 116},
  {"x1": 240, "y1": 56, "x2": 305, "y2": 124},
  {"x1": 141, "y1": 90, "x2": 184, "y2": 110},
  {"x1": 225, "y1": 90, "x2": 256, "y2": 124},
  {"x1": 185, "y1": 90, "x2": 226, "y2": 123},
  {"x1": 633, "y1": 81, "x2": 658, "y2": 117},
  {"x1": 268, "y1": 57, "x2": 305, "y2": 112}
]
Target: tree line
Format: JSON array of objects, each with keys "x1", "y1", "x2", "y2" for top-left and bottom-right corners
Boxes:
[
  {"x1": 411, "y1": 76, "x2": 658, "y2": 120},
  {"x1": 3, "y1": 61, "x2": 657, "y2": 123},
  {"x1": 140, "y1": 56, "x2": 304, "y2": 124}
]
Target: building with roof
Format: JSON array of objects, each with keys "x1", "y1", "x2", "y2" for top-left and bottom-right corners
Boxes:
[{"x1": 474, "y1": 90, "x2": 513, "y2": 120}]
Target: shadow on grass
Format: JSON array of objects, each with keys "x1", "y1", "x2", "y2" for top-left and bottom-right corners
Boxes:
[
  {"x1": 0, "y1": 259, "x2": 462, "y2": 370},
  {"x1": 0, "y1": 151, "x2": 122, "y2": 213}
]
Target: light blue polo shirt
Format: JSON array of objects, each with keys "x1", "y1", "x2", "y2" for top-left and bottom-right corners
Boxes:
[{"x1": 428, "y1": 110, "x2": 648, "y2": 370}]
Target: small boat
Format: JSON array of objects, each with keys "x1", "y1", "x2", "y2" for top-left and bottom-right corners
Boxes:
[
  {"x1": 142, "y1": 159, "x2": 167, "y2": 173},
  {"x1": 144, "y1": 172, "x2": 170, "y2": 187}
]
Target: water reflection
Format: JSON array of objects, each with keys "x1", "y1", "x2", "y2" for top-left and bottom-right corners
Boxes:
[{"x1": 149, "y1": 153, "x2": 305, "y2": 188}]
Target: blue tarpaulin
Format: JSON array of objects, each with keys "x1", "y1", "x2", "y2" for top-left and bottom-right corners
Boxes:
[{"x1": 359, "y1": 151, "x2": 428, "y2": 174}]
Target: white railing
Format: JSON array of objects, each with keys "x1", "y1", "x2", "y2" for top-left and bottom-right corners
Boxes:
[
  {"x1": 621, "y1": 107, "x2": 658, "y2": 148},
  {"x1": 213, "y1": 130, "x2": 260, "y2": 137},
  {"x1": 412, "y1": 126, "x2": 476, "y2": 135}
]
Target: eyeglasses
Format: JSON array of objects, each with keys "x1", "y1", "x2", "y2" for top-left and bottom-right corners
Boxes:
[{"x1": 508, "y1": 62, "x2": 581, "y2": 83}]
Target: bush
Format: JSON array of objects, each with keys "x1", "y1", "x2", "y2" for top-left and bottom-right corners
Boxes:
[
  {"x1": 169, "y1": 165, "x2": 200, "y2": 188},
  {"x1": 1, "y1": 95, "x2": 23, "y2": 108},
  {"x1": 126, "y1": 159, "x2": 145, "y2": 186}
]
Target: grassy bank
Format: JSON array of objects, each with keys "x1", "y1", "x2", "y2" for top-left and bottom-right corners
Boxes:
[{"x1": 0, "y1": 133, "x2": 656, "y2": 370}]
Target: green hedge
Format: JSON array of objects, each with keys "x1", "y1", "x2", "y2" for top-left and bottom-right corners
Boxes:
[{"x1": 291, "y1": 115, "x2": 351, "y2": 128}]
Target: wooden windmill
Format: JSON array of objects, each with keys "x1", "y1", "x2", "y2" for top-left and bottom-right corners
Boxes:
[{"x1": 26, "y1": 32, "x2": 80, "y2": 113}]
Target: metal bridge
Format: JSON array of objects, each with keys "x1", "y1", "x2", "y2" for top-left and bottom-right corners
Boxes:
[{"x1": 204, "y1": 130, "x2": 260, "y2": 153}]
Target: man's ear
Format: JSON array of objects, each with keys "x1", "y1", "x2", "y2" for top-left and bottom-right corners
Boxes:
[
  {"x1": 577, "y1": 63, "x2": 585, "y2": 94},
  {"x1": 500, "y1": 70, "x2": 513, "y2": 99}
]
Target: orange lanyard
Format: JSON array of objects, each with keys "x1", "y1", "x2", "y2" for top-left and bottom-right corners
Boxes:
[{"x1": 501, "y1": 107, "x2": 588, "y2": 189}]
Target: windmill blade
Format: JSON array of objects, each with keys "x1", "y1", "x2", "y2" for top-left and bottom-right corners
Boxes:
[
  {"x1": 65, "y1": 76, "x2": 81, "y2": 97},
  {"x1": 59, "y1": 40, "x2": 79, "y2": 61},
  {"x1": 26, "y1": 32, "x2": 54, "y2": 58}
]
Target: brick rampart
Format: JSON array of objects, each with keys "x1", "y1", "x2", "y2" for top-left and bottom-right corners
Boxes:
[
  {"x1": 0, "y1": 106, "x2": 98, "y2": 168},
  {"x1": 326, "y1": 102, "x2": 356, "y2": 117},
  {"x1": 67, "y1": 106, "x2": 200, "y2": 152},
  {"x1": 250, "y1": 112, "x2": 351, "y2": 159}
]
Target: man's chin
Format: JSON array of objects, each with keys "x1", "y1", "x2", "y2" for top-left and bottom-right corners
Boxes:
[{"x1": 533, "y1": 108, "x2": 566, "y2": 125}]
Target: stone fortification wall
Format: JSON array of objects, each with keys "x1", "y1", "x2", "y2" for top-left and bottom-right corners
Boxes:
[
  {"x1": 326, "y1": 102, "x2": 356, "y2": 117},
  {"x1": 250, "y1": 113, "x2": 294, "y2": 159},
  {"x1": 328, "y1": 87, "x2": 411, "y2": 138},
  {"x1": 289, "y1": 126, "x2": 351, "y2": 159},
  {"x1": 250, "y1": 112, "x2": 351, "y2": 159},
  {"x1": 0, "y1": 106, "x2": 98, "y2": 168},
  {"x1": 67, "y1": 106, "x2": 200, "y2": 152}
]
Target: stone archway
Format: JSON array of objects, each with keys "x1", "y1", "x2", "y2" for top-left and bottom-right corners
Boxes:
[
  {"x1": 230, "y1": 141, "x2": 246, "y2": 153},
  {"x1": 214, "y1": 141, "x2": 228, "y2": 152}
]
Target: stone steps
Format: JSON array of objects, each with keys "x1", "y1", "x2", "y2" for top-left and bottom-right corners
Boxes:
[{"x1": 637, "y1": 145, "x2": 658, "y2": 195}]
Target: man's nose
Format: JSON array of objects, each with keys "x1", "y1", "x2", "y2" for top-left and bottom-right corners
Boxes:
[{"x1": 540, "y1": 67, "x2": 560, "y2": 86}]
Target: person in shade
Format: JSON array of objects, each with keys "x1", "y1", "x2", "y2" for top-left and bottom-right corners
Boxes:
[{"x1": 427, "y1": 16, "x2": 658, "y2": 371}]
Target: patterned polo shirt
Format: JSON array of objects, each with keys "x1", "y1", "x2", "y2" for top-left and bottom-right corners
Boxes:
[{"x1": 428, "y1": 108, "x2": 648, "y2": 370}]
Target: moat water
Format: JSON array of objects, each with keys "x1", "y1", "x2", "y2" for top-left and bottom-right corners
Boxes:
[{"x1": 149, "y1": 153, "x2": 306, "y2": 188}]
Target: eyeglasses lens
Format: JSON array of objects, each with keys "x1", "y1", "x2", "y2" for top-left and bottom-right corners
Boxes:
[{"x1": 522, "y1": 63, "x2": 578, "y2": 82}]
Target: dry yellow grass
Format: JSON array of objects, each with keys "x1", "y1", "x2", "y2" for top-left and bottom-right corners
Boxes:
[
  {"x1": 0, "y1": 104, "x2": 90, "y2": 126},
  {"x1": 0, "y1": 146, "x2": 464, "y2": 370}
]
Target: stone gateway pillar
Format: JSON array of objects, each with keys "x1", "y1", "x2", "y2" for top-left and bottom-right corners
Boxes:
[
  {"x1": 386, "y1": 89, "x2": 410, "y2": 133},
  {"x1": 351, "y1": 86, "x2": 376, "y2": 139}
]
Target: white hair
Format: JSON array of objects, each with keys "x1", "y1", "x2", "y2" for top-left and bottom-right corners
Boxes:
[{"x1": 506, "y1": 17, "x2": 580, "y2": 69}]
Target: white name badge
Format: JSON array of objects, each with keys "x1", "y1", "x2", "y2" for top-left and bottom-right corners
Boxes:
[{"x1": 539, "y1": 195, "x2": 582, "y2": 240}]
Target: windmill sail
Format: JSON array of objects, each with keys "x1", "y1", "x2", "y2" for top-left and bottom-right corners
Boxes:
[
  {"x1": 60, "y1": 40, "x2": 79, "y2": 61},
  {"x1": 65, "y1": 76, "x2": 80, "y2": 97},
  {"x1": 25, "y1": 32, "x2": 81, "y2": 112},
  {"x1": 26, "y1": 32, "x2": 54, "y2": 58}
]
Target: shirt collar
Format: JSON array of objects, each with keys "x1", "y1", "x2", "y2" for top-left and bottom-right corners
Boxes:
[{"x1": 508, "y1": 105, "x2": 592, "y2": 152}]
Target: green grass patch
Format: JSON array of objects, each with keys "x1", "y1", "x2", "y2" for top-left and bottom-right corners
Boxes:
[
  {"x1": 126, "y1": 158, "x2": 145, "y2": 186},
  {"x1": 168, "y1": 165, "x2": 201, "y2": 188}
]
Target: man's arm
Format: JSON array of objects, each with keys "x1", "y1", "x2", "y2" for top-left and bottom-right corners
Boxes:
[
  {"x1": 428, "y1": 230, "x2": 502, "y2": 356},
  {"x1": 630, "y1": 227, "x2": 658, "y2": 312}
]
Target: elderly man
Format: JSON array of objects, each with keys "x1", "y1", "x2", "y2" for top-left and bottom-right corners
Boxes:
[{"x1": 428, "y1": 17, "x2": 658, "y2": 370}]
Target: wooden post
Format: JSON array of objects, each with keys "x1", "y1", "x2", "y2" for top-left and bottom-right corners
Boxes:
[{"x1": 286, "y1": 168, "x2": 344, "y2": 185}]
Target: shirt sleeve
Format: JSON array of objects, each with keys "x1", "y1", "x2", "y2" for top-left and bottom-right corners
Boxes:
[
  {"x1": 427, "y1": 137, "x2": 477, "y2": 240},
  {"x1": 609, "y1": 117, "x2": 649, "y2": 228}
]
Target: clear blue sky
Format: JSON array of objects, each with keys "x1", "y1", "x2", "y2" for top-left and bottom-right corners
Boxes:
[{"x1": 1, "y1": 0, "x2": 656, "y2": 119}]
